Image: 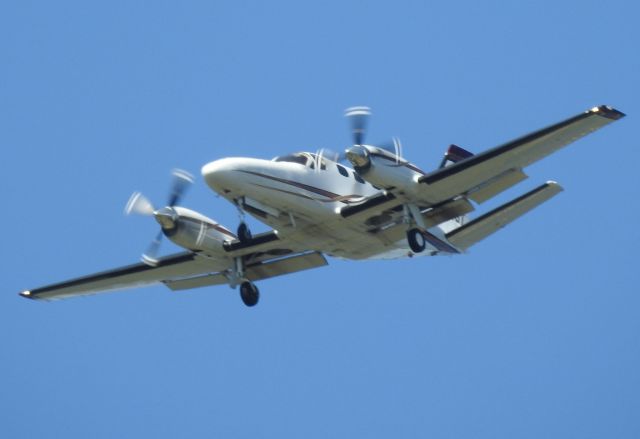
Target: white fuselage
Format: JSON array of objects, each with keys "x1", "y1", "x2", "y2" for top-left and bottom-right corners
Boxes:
[{"x1": 201, "y1": 152, "x2": 456, "y2": 260}]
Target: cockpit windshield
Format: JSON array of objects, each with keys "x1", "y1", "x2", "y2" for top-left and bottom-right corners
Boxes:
[
  {"x1": 272, "y1": 152, "x2": 329, "y2": 170},
  {"x1": 272, "y1": 153, "x2": 310, "y2": 166}
]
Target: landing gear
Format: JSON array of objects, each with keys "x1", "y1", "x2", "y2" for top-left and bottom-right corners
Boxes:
[
  {"x1": 230, "y1": 256, "x2": 259, "y2": 307},
  {"x1": 235, "y1": 198, "x2": 253, "y2": 243},
  {"x1": 240, "y1": 281, "x2": 259, "y2": 307},
  {"x1": 237, "y1": 222, "x2": 252, "y2": 243},
  {"x1": 407, "y1": 228, "x2": 426, "y2": 253}
]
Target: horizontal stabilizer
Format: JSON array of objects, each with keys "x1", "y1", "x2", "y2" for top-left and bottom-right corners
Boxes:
[
  {"x1": 446, "y1": 181, "x2": 563, "y2": 250},
  {"x1": 467, "y1": 168, "x2": 528, "y2": 203}
]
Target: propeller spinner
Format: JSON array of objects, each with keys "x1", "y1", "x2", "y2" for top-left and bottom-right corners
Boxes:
[{"x1": 124, "y1": 169, "x2": 194, "y2": 266}]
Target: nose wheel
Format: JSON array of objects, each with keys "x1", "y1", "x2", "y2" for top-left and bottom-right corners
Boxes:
[
  {"x1": 240, "y1": 281, "x2": 259, "y2": 307},
  {"x1": 407, "y1": 228, "x2": 426, "y2": 253}
]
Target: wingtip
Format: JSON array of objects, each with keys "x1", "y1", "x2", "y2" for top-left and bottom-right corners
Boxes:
[
  {"x1": 19, "y1": 290, "x2": 35, "y2": 300},
  {"x1": 589, "y1": 105, "x2": 625, "y2": 120},
  {"x1": 545, "y1": 180, "x2": 564, "y2": 191}
]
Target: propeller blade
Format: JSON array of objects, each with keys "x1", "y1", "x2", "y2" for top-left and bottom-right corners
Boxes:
[
  {"x1": 316, "y1": 148, "x2": 345, "y2": 164},
  {"x1": 345, "y1": 106, "x2": 371, "y2": 145},
  {"x1": 126, "y1": 168, "x2": 193, "y2": 264},
  {"x1": 167, "y1": 169, "x2": 194, "y2": 207},
  {"x1": 124, "y1": 192, "x2": 155, "y2": 216},
  {"x1": 376, "y1": 137, "x2": 403, "y2": 160},
  {"x1": 141, "y1": 230, "x2": 164, "y2": 266}
]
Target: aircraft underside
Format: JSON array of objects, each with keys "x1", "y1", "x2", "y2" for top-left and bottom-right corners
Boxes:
[{"x1": 19, "y1": 105, "x2": 625, "y2": 307}]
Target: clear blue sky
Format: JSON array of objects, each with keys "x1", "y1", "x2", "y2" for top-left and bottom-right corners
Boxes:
[{"x1": 2, "y1": 1, "x2": 639, "y2": 437}]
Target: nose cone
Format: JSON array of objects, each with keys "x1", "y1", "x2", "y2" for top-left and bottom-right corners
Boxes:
[
  {"x1": 202, "y1": 157, "x2": 272, "y2": 195},
  {"x1": 201, "y1": 157, "x2": 243, "y2": 193}
]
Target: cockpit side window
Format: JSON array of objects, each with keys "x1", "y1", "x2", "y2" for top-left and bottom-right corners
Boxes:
[{"x1": 353, "y1": 171, "x2": 365, "y2": 184}]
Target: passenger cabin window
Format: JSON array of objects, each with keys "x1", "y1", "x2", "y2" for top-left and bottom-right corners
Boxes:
[
  {"x1": 336, "y1": 164, "x2": 349, "y2": 177},
  {"x1": 353, "y1": 171, "x2": 365, "y2": 184}
]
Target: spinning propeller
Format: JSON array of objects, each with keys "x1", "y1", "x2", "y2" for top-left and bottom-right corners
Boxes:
[
  {"x1": 124, "y1": 169, "x2": 194, "y2": 266},
  {"x1": 377, "y1": 136, "x2": 404, "y2": 161},
  {"x1": 345, "y1": 106, "x2": 371, "y2": 146},
  {"x1": 344, "y1": 106, "x2": 404, "y2": 166},
  {"x1": 313, "y1": 106, "x2": 404, "y2": 171},
  {"x1": 313, "y1": 147, "x2": 347, "y2": 172}
]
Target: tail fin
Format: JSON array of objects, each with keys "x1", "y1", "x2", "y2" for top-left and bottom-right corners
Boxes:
[{"x1": 438, "y1": 144, "x2": 474, "y2": 169}]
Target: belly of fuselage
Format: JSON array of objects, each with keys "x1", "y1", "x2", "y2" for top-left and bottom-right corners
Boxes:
[{"x1": 202, "y1": 157, "x2": 427, "y2": 260}]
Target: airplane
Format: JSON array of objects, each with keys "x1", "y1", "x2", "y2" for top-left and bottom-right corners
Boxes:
[{"x1": 19, "y1": 105, "x2": 625, "y2": 307}]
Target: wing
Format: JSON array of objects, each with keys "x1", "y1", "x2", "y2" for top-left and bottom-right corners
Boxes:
[
  {"x1": 416, "y1": 105, "x2": 624, "y2": 205},
  {"x1": 336, "y1": 105, "x2": 623, "y2": 253},
  {"x1": 20, "y1": 252, "x2": 217, "y2": 300},
  {"x1": 20, "y1": 232, "x2": 327, "y2": 301}
]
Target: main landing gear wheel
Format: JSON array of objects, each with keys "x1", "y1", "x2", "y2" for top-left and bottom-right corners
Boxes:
[
  {"x1": 407, "y1": 228, "x2": 426, "y2": 253},
  {"x1": 240, "y1": 281, "x2": 259, "y2": 307},
  {"x1": 237, "y1": 222, "x2": 252, "y2": 243}
]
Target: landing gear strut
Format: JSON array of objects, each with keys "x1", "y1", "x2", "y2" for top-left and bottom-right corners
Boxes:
[
  {"x1": 230, "y1": 256, "x2": 260, "y2": 307},
  {"x1": 407, "y1": 228, "x2": 426, "y2": 253},
  {"x1": 403, "y1": 203, "x2": 427, "y2": 254},
  {"x1": 240, "y1": 281, "x2": 259, "y2": 307},
  {"x1": 237, "y1": 222, "x2": 252, "y2": 243},
  {"x1": 235, "y1": 198, "x2": 253, "y2": 243}
]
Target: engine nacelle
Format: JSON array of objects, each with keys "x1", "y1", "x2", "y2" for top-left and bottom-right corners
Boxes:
[
  {"x1": 155, "y1": 206, "x2": 235, "y2": 254},
  {"x1": 346, "y1": 145, "x2": 425, "y2": 190}
]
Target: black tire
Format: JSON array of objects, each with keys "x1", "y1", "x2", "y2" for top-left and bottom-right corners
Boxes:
[
  {"x1": 237, "y1": 222, "x2": 252, "y2": 243},
  {"x1": 407, "y1": 228, "x2": 426, "y2": 253},
  {"x1": 240, "y1": 281, "x2": 259, "y2": 307}
]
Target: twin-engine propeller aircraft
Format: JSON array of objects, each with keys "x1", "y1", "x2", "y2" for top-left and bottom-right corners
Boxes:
[{"x1": 20, "y1": 105, "x2": 625, "y2": 306}]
